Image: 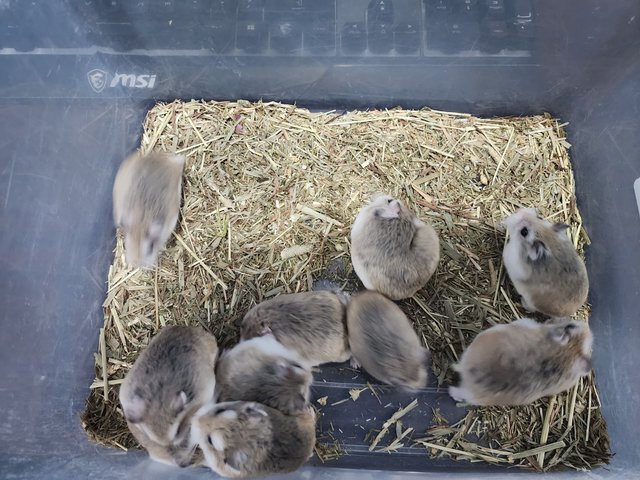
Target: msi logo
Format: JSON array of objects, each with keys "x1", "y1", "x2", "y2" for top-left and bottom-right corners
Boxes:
[
  {"x1": 110, "y1": 73, "x2": 157, "y2": 89},
  {"x1": 87, "y1": 70, "x2": 157, "y2": 93},
  {"x1": 87, "y1": 69, "x2": 108, "y2": 93}
]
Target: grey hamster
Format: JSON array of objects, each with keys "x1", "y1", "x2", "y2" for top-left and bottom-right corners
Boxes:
[
  {"x1": 350, "y1": 193, "x2": 440, "y2": 300},
  {"x1": 191, "y1": 401, "x2": 316, "y2": 478},
  {"x1": 346, "y1": 291, "x2": 430, "y2": 389},
  {"x1": 112, "y1": 151, "x2": 185, "y2": 268},
  {"x1": 240, "y1": 291, "x2": 350, "y2": 366},
  {"x1": 502, "y1": 208, "x2": 589, "y2": 317},
  {"x1": 215, "y1": 335, "x2": 313, "y2": 415},
  {"x1": 119, "y1": 325, "x2": 218, "y2": 466},
  {"x1": 449, "y1": 317, "x2": 593, "y2": 406}
]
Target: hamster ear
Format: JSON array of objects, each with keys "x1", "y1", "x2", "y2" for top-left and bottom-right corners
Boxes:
[
  {"x1": 576, "y1": 356, "x2": 592, "y2": 376},
  {"x1": 274, "y1": 360, "x2": 305, "y2": 379},
  {"x1": 170, "y1": 391, "x2": 188, "y2": 414},
  {"x1": 123, "y1": 394, "x2": 146, "y2": 423},
  {"x1": 224, "y1": 450, "x2": 248, "y2": 473},
  {"x1": 527, "y1": 239, "x2": 549, "y2": 262},
  {"x1": 553, "y1": 222, "x2": 570, "y2": 233},
  {"x1": 243, "y1": 403, "x2": 268, "y2": 419},
  {"x1": 550, "y1": 323, "x2": 578, "y2": 346}
]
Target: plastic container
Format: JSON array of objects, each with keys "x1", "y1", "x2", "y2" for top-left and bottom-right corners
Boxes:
[{"x1": 1, "y1": 1, "x2": 638, "y2": 478}]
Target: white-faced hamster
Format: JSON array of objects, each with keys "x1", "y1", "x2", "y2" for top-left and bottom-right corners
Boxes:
[
  {"x1": 502, "y1": 208, "x2": 588, "y2": 317},
  {"x1": 449, "y1": 317, "x2": 593, "y2": 406},
  {"x1": 240, "y1": 291, "x2": 350, "y2": 366},
  {"x1": 346, "y1": 291, "x2": 430, "y2": 389},
  {"x1": 191, "y1": 401, "x2": 316, "y2": 478},
  {"x1": 215, "y1": 335, "x2": 313, "y2": 415},
  {"x1": 350, "y1": 193, "x2": 440, "y2": 300},
  {"x1": 119, "y1": 325, "x2": 218, "y2": 466},
  {"x1": 112, "y1": 151, "x2": 185, "y2": 268}
]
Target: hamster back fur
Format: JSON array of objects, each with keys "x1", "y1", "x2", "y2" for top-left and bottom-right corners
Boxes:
[
  {"x1": 240, "y1": 291, "x2": 349, "y2": 366},
  {"x1": 350, "y1": 194, "x2": 440, "y2": 300},
  {"x1": 112, "y1": 151, "x2": 185, "y2": 268},
  {"x1": 346, "y1": 291, "x2": 430, "y2": 389},
  {"x1": 215, "y1": 335, "x2": 313, "y2": 415},
  {"x1": 192, "y1": 401, "x2": 316, "y2": 478},
  {"x1": 449, "y1": 318, "x2": 593, "y2": 406},
  {"x1": 119, "y1": 325, "x2": 218, "y2": 465},
  {"x1": 502, "y1": 208, "x2": 588, "y2": 317}
]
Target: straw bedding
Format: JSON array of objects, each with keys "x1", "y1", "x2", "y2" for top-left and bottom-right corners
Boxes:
[{"x1": 81, "y1": 100, "x2": 611, "y2": 471}]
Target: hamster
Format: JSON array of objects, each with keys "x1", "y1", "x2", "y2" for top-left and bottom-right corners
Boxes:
[
  {"x1": 346, "y1": 291, "x2": 430, "y2": 389},
  {"x1": 215, "y1": 335, "x2": 313, "y2": 415},
  {"x1": 240, "y1": 291, "x2": 350, "y2": 366},
  {"x1": 192, "y1": 401, "x2": 316, "y2": 478},
  {"x1": 119, "y1": 325, "x2": 218, "y2": 466},
  {"x1": 350, "y1": 193, "x2": 440, "y2": 300},
  {"x1": 112, "y1": 151, "x2": 185, "y2": 269},
  {"x1": 502, "y1": 208, "x2": 589, "y2": 317},
  {"x1": 449, "y1": 317, "x2": 593, "y2": 406}
]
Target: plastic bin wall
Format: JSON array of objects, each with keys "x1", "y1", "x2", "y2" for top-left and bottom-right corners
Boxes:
[{"x1": 0, "y1": 1, "x2": 639, "y2": 479}]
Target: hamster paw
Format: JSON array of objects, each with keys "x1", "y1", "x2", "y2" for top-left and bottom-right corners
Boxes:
[
  {"x1": 349, "y1": 357, "x2": 361, "y2": 369},
  {"x1": 520, "y1": 296, "x2": 535, "y2": 313},
  {"x1": 259, "y1": 325, "x2": 273, "y2": 336},
  {"x1": 448, "y1": 386, "x2": 465, "y2": 403}
]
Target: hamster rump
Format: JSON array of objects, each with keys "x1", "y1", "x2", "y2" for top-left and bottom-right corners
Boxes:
[
  {"x1": 112, "y1": 151, "x2": 186, "y2": 268},
  {"x1": 346, "y1": 291, "x2": 430, "y2": 389},
  {"x1": 240, "y1": 291, "x2": 350, "y2": 366},
  {"x1": 502, "y1": 208, "x2": 589, "y2": 317},
  {"x1": 350, "y1": 193, "x2": 440, "y2": 300},
  {"x1": 119, "y1": 325, "x2": 218, "y2": 464},
  {"x1": 449, "y1": 318, "x2": 593, "y2": 406},
  {"x1": 215, "y1": 335, "x2": 313, "y2": 415},
  {"x1": 192, "y1": 401, "x2": 316, "y2": 478}
]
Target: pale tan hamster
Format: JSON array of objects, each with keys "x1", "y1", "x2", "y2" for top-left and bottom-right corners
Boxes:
[
  {"x1": 449, "y1": 317, "x2": 593, "y2": 406},
  {"x1": 112, "y1": 151, "x2": 185, "y2": 268},
  {"x1": 191, "y1": 401, "x2": 316, "y2": 478},
  {"x1": 346, "y1": 291, "x2": 430, "y2": 389},
  {"x1": 240, "y1": 291, "x2": 350, "y2": 366},
  {"x1": 119, "y1": 325, "x2": 218, "y2": 466},
  {"x1": 350, "y1": 193, "x2": 440, "y2": 300},
  {"x1": 502, "y1": 208, "x2": 589, "y2": 317},
  {"x1": 215, "y1": 335, "x2": 313, "y2": 415}
]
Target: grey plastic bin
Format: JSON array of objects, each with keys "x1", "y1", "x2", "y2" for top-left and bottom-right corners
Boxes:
[{"x1": 1, "y1": 1, "x2": 639, "y2": 478}]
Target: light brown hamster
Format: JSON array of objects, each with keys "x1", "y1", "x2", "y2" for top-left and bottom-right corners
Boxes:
[
  {"x1": 119, "y1": 325, "x2": 218, "y2": 466},
  {"x1": 191, "y1": 401, "x2": 316, "y2": 478},
  {"x1": 240, "y1": 291, "x2": 350, "y2": 366},
  {"x1": 112, "y1": 151, "x2": 185, "y2": 268},
  {"x1": 449, "y1": 317, "x2": 593, "y2": 406},
  {"x1": 215, "y1": 335, "x2": 313, "y2": 415},
  {"x1": 350, "y1": 193, "x2": 440, "y2": 300},
  {"x1": 502, "y1": 208, "x2": 589, "y2": 317},
  {"x1": 346, "y1": 291, "x2": 430, "y2": 389}
]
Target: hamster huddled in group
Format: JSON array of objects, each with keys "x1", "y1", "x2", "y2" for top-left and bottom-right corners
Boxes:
[{"x1": 115, "y1": 152, "x2": 593, "y2": 477}]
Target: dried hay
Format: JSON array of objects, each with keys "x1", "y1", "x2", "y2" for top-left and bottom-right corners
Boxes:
[{"x1": 81, "y1": 100, "x2": 611, "y2": 471}]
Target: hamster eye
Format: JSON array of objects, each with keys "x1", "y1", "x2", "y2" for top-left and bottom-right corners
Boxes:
[
  {"x1": 387, "y1": 198, "x2": 393, "y2": 204},
  {"x1": 207, "y1": 435, "x2": 214, "y2": 446},
  {"x1": 520, "y1": 227, "x2": 529, "y2": 237}
]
